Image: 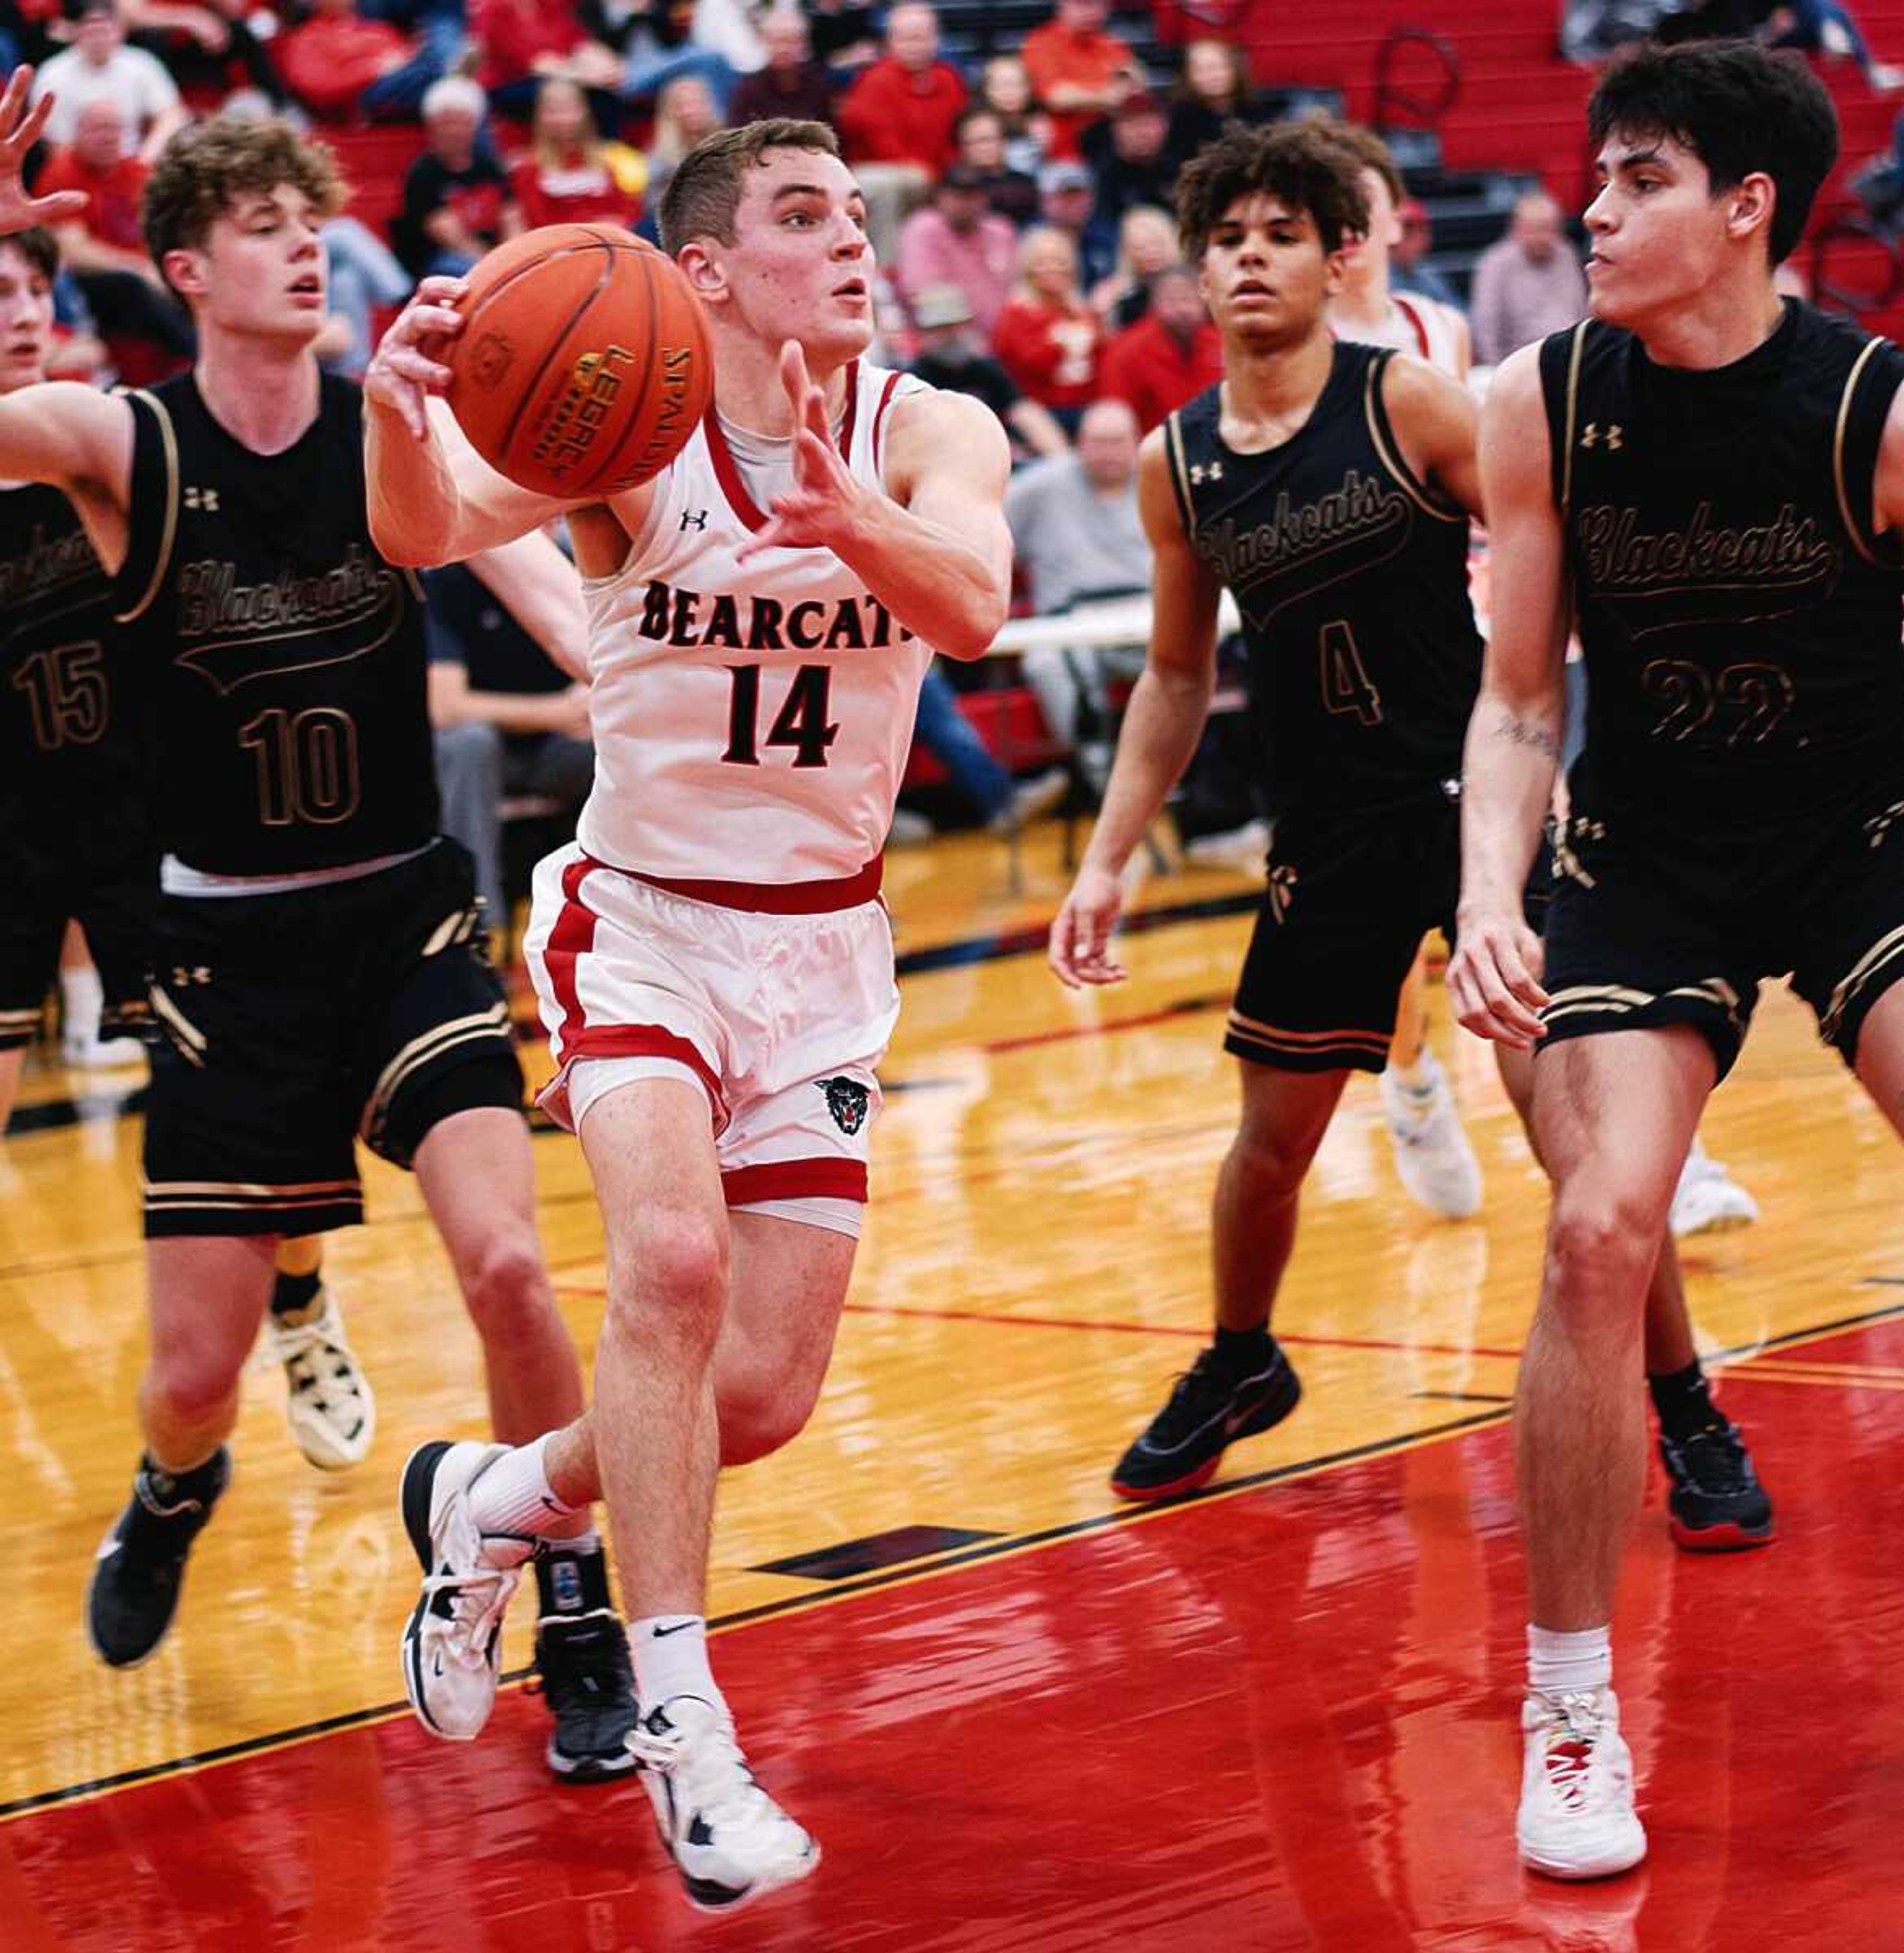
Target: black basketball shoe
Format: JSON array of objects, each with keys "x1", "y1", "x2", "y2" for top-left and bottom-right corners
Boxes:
[
  {"x1": 1659, "y1": 1421, "x2": 1774, "y2": 1551},
  {"x1": 1111, "y1": 1342, "x2": 1302, "y2": 1500},
  {"x1": 86, "y1": 1448, "x2": 230, "y2": 1667},
  {"x1": 534, "y1": 1548, "x2": 639, "y2": 1781}
]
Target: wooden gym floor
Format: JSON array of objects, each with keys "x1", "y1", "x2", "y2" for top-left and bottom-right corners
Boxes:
[{"x1": 2, "y1": 822, "x2": 1900, "y2": 1950}]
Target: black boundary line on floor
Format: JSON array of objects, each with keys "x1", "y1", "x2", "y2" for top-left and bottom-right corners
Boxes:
[{"x1": 17, "y1": 1285, "x2": 1904, "y2": 1828}]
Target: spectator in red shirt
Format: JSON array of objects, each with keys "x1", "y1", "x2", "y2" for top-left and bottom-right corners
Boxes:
[
  {"x1": 1098, "y1": 263, "x2": 1224, "y2": 433},
  {"x1": 275, "y1": 0, "x2": 453, "y2": 122},
  {"x1": 1020, "y1": 0, "x2": 1142, "y2": 161},
  {"x1": 504, "y1": 78, "x2": 647, "y2": 235},
  {"x1": 835, "y1": 2, "x2": 967, "y2": 173},
  {"x1": 35, "y1": 95, "x2": 194, "y2": 362},
  {"x1": 470, "y1": 0, "x2": 622, "y2": 121},
  {"x1": 895, "y1": 162, "x2": 1018, "y2": 335},
  {"x1": 728, "y1": 7, "x2": 835, "y2": 128},
  {"x1": 992, "y1": 223, "x2": 1103, "y2": 427}
]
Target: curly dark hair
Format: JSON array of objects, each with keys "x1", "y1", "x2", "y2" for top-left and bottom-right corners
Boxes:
[
  {"x1": 142, "y1": 115, "x2": 344, "y2": 293},
  {"x1": 1175, "y1": 121, "x2": 1370, "y2": 262},
  {"x1": 1588, "y1": 40, "x2": 1837, "y2": 265}
]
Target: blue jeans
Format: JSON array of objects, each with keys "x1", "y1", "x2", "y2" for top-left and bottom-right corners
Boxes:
[
  {"x1": 620, "y1": 43, "x2": 735, "y2": 109},
  {"x1": 911, "y1": 664, "x2": 1012, "y2": 820},
  {"x1": 360, "y1": 15, "x2": 465, "y2": 118}
]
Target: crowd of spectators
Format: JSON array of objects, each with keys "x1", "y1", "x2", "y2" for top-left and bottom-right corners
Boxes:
[{"x1": 4, "y1": 0, "x2": 1606, "y2": 868}]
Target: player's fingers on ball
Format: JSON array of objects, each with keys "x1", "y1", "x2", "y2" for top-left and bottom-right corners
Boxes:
[{"x1": 415, "y1": 274, "x2": 467, "y2": 304}]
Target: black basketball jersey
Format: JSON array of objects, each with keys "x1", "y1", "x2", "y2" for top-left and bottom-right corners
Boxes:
[
  {"x1": 0, "y1": 479, "x2": 153, "y2": 873},
  {"x1": 114, "y1": 370, "x2": 439, "y2": 877},
  {"x1": 1165, "y1": 343, "x2": 1482, "y2": 818},
  {"x1": 1539, "y1": 300, "x2": 1904, "y2": 828}
]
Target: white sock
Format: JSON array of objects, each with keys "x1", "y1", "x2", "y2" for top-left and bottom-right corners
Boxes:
[
  {"x1": 60, "y1": 965, "x2": 103, "y2": 1042},
  {"x1": 467, "y1": 1433, "x2": 577, "y2": 1536},
  {"x1": 1527, "y1": 1622, "x2": 1612, "y2": 1698},
  {"x1": 1388, "y1": 1048, "x2": 1439, "y2": 1093},
  {"x1": 631, "y1": 1614, "x2": 726, "y2": 1716}
]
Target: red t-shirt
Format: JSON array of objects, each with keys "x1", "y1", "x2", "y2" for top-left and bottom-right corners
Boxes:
[
  {"x1": 277, "y1": 16, "x2": 412, "y2": 115},
  {"x1": 835, "y1": 58, "x2": 968, "y2": 172},
  {"x1": 1098, "y1": 315, "x2": 1226, "y2": 433},
  {"x1": 1020, "y1": 22, "x2": 1138, "y2": 160},
  {"x1": 992, "y1": 295, "x2": 1103, "y2": 411},
  {"x1": 472, "y1": 0, "x2": 587, "y2": 90},
  {"x1": 507, "y1": 151, "x2": 644, "y2": 232},
  {"x1": 35, "y1": 148, "x2": 149, "y2": 254}
]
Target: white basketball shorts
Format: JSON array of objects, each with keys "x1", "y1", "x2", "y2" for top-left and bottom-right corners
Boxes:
[{"x1": 524, "y1": 844, "x2": 898, "y2": 1238}]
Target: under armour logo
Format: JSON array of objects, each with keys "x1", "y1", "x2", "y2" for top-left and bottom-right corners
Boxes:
[
  {"x1": 184, "y1": 485, "x2": 220, "y2": 511},
  {"x1": 1190, "y1": 461, "x2": 1224, "y2": 485},
  {"x1": 679, "y1": 508, "x2": 709, "y2": 531},
  {"x1": 1579, "y1": 423, "x2": 1623, "y2": 451}
]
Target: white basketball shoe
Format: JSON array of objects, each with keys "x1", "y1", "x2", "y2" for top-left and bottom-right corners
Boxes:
[
  {"x1": 1517, "y1": 1687, "x2": 1648, "y2": 1880},
  {"x1": 1669, "y1": 1137, "x2": 1759, "y2": 1239},
  {"x1": 399, "y1": 1440, "x2": 536, "y2": 1740},
  {"x1": 632, "y1": 1695, "x2": 820, "y2": 1913},
  {"x1": 1380, "y1": 1052, "x2": 1484, "y2": 1220},
  {"x1": 263, "y1": 1286, "x2": 375, "y2": 1470}
]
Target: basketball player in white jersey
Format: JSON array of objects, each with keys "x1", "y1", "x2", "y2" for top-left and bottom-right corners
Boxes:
[{"x1": 364, "y1": 118, "x2": 1012, "y2": 1911}]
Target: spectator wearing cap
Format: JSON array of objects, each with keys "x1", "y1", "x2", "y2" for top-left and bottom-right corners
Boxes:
[
  {"x1": 1392, "y1": 195, "x2": 1463, "y2": 309},
  {"x1": 31, "y1": 0, "x2": 186, "y2": 167},
  {"x1": 954, "y1": 107, "x2": 1038, "y2": 227},
  {"x1": 1082, "y1": 90, "x2": 1177, "y2": 254},
  {"x1": 1021, "y1": 0, "x2": 1142, "y2": 161},
  {"x1": 1098, "y1": 262, "x2": 1223, "y2": 434},
  {"x1": 836, "y1": 2, "x2": 967, "y2": 173},
  {"x1": 992, "y1": 223, "x2": 1103, "y2": 427},
  {"x1": 907, "y1": 282, "x2": 1068, "y2": 459},
  {"x1": 399, "y1": 76, "x2": 509, "y2": 279},
  {"x1": 728, "y1": 7, "x2": 835, "y2": 127},
  {"x1": 896, "y1": 162, "x2": 1019, "y2": 336},
  {"x1": 1037, "y1": 157, "x2": 1113, "y2": 288}
]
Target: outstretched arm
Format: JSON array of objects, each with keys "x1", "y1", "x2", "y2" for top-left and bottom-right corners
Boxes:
[
  {"x1": 737, "y1": 342, "x2": 1013, "y2": 662},
  {"x1": 1446, "y1": 344, "x2": 1570, "y2": 1047},
  {"x1": 363, "y1": 278, "x2": 590, "y2": 566},
  {"x1": 1048, "y1": 428, "x2": 1222, "y2": 989}
]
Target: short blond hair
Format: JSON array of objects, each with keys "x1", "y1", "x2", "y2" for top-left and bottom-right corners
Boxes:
[{"x1": 143, "y1": 115, "x2": 343, "y2": 288}]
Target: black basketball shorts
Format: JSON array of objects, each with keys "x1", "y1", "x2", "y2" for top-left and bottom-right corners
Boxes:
[
  {"x1": 1225, "y1": 789, "x2": 1461, "y2": 1075},
  {"x1": 142, "y1": 839, "x2": 524, "y2": 1238},
  {"x1": 1538, "y1": 794, "x2": 1904, "y2": 1081},
  {"x1": 0, "y1": 845, "x2": 157, "y2": 1050}
]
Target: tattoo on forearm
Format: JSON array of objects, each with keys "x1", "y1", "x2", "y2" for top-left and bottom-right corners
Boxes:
[{"x1": 1491, "y1": 711, "x2": 1561, "y2": 761}]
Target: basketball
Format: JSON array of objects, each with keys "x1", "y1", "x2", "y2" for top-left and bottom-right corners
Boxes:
[{"x1": 444, "y1": 223, "x2": 713, "y2": 499}]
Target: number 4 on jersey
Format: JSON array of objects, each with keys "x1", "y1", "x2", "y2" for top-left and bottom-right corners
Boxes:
[
  {"x1": 723, "y1": 663, "x2": 838, "y2": 768},
  {"x1": 1319, "y1": 620, "x2": 1383, "y2": 727}
]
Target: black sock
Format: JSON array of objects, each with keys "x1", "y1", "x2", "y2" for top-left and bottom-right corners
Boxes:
[
  {"x1": 1649, "y1": 1359, "x2": 1723, "y2": 1442},
  {"x1": 1212, "y1": 1322, "x2": 1276, "y2": 1373},
  {"x1": 536, "y1": 1540, "x2": 612, "y2": 1621},
  {"x1": 269, "y1": 1267, "x2": 322, "y2": 1319},
  {"x1": 140, "y1": 1448, "x2": 227, "y2": 1504}
]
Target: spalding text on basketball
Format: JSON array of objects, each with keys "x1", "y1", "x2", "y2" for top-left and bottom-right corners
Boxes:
[{"x1": 623, "y1": 345, "x2": 699, "y2": 483}]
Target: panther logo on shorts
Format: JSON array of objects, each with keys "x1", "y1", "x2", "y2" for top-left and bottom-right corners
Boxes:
[{"x1": 818, "y1": 1076, "x2": 870, "y2": 1135}]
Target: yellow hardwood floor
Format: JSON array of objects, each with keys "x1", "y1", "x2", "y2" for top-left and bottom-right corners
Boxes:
[{"x1": 4, "y1": 821, "x2": 1901, "y2": 1814}]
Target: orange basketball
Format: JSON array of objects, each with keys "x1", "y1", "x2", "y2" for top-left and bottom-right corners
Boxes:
[{"x1": 444, "y1": 223, "x2": 713, "y2": 499}]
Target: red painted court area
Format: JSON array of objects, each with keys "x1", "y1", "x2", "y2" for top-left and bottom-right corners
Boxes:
[{"x1": 8, "y1": 1321, "x2": 1902, "y2": 1953}]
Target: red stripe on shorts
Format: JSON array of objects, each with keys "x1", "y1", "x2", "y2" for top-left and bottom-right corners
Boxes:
[
  {"x1": 722, "y1": 1157, "x2": 869, "y2": 1206},
  {"x1": 631, "y1": 856, "x2": 883, "y2": 914},
  {"x1": 543, "y1": 853, "x2": 600, "y2": 1062},
  {"x1": 561, "y1": 1023, "x2": 724, "y2": 1111}
]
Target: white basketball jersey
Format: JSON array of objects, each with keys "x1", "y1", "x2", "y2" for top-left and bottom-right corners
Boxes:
[
  {"x1": 577, "y1": 361, "x2": 934, "y2": 884},
  {"x1": 1337, "y1": 292, "x2": 1467, "y2": 379}
]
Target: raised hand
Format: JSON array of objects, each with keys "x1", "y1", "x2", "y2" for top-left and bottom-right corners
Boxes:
[
  {"x1": 362, "y1": 275, "x2": 468, "y2": 440},
  {"x1": 735, "y1": 339, "x2": 868, "y2": 561},
  {"x1": 0, "y1": 69, "x2": 88, "y2": 236},
  {"x1": 1048, "y1": 863, "x2": 1130, "y2": 990}
]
